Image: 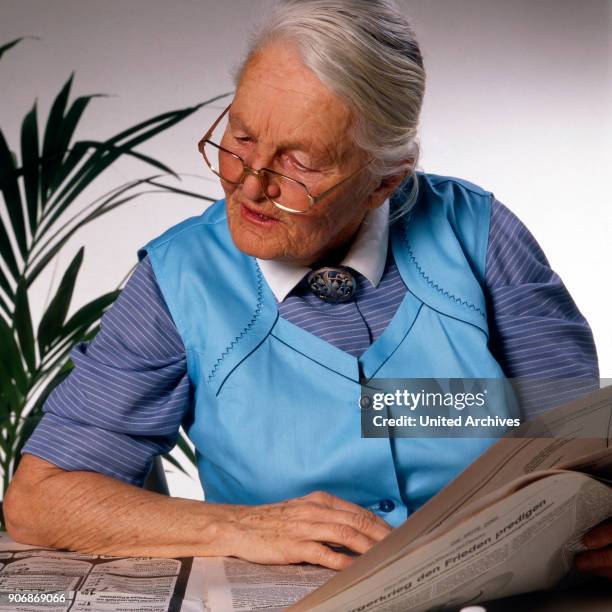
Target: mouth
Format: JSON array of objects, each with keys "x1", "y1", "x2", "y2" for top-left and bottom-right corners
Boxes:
[{"x1": 240, "y1": 202, "x2": 280, "y2": 227}]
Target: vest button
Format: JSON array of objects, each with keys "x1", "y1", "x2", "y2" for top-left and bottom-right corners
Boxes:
[{"x1": 378, "y1": 499, "x2": 395, "y2": 513}]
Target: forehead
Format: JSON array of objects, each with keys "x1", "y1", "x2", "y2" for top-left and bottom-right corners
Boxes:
[{"x1": 232, "y1": 41, "x2": 354, "y2": 156}]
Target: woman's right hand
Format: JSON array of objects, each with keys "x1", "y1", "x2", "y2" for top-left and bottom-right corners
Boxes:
[{"x1": 207, "y1": 490, "x2": 394, "y2": 570}]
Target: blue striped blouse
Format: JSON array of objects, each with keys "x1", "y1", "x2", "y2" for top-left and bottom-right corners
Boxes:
[{"x1": 21, "y1": 199, "x2": 599, "y2": 486}]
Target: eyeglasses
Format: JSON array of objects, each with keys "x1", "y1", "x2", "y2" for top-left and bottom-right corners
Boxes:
[{"x1": 198, "y1": 104, "x2": 373, "y2": 214}]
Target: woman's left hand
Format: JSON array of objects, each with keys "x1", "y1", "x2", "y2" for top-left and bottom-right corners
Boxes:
[{"x1": 574, "y1": 518, "x2": 612, "y2": 579}]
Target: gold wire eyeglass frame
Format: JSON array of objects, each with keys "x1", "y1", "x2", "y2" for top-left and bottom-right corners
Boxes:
[{"x1": 197, "y1": 104, "x2": 373, "y2": 214}]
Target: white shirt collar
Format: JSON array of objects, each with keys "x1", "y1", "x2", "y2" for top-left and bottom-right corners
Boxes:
[{"x1": 257, "y1": 199, "x2": 389, "y2": 302}]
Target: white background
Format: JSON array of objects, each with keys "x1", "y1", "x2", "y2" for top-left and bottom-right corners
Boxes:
[{"x1": 2, "y1": 0, "x2": 611, "y2": 499}]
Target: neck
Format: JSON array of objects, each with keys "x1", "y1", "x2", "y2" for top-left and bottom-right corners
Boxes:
[{"x1": 309, "y1": 239, "x2": 353, "y2": 269}]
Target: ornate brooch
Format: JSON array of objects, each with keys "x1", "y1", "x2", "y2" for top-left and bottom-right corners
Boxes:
[{"x1": 306, "y1": 266, "x2": 356, "y2": 303}]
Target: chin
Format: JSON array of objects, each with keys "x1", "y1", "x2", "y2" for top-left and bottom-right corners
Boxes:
[{"x1": 228, "y1": 227, "x2": 279, "y2": 260}]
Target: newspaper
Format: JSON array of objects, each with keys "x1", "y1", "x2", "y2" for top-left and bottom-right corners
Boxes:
[
  {"x1": 289, "y1": 384, "x2": 612, "y2": 610},
  {"x1": 292, "y1": 472, "x2": 611, "y2": 611},
  {"x1": 197, "y1": 557, "x2": 334, "y2": 611},
  {"x1": 0, "y1": 533, "x2": 194, "y2": 611},
  {"x1": 196, "y1": 472, "x2": 612, "y2": 612},
  {"x1": 0, "y1": 532, "x2": 330, "y2": 612}
]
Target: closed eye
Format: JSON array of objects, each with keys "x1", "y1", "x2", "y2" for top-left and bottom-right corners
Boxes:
[
  {"x1": 294, "y1": 161, "x2": 314, "y2": 172},
  {"x1": 284, "y1": 154, "x2": 319, "y2": 173}
]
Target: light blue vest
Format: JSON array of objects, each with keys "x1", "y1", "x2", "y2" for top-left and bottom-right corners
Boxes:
[{"x1": 139, "y1": 173, "x2": 512, "y2": 527}]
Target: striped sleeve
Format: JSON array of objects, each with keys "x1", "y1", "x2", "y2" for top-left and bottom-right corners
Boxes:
[
  {"x1": 21, "y1": 255, "x2": 190, "y2": 486},
  {"x1": 485, "y1": 199, "x2": 599, "y2": 416}
]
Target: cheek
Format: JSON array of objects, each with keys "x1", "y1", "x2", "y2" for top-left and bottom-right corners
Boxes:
[
  {"x1": 222, "y1": 182, "x2": 236, "y2": 201},
  {"x1": 224, "y1": 187, "x2": 244, "y2": 224},
  {"x1": 224, "y1": 192, "x2": 243, "y2": 238},
  {"x1": 286, "y1": 209, "x2": 336, "y2": 250}
]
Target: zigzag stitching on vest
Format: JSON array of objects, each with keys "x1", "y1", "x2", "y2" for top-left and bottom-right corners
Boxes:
[
  {"x1": 401, "y1": 216, "x2": 486, "y2": 319},
  {"x1": 206, "y1": 263, "x2": 265, "y2": 383}
]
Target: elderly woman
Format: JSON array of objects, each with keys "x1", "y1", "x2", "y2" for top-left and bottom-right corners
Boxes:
[{"x1": 6, "y1": 0, "x2": 609, "y2": 578}]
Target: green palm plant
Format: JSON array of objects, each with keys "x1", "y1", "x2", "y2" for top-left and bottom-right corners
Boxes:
[{"x1": 0, "y1": 38, "x2": 222, "y2": 517}]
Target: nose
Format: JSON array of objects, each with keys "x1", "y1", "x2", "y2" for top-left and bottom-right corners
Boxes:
[
  {"x1": 240, "y1": 166, "x2": 266, "y2": 202},
  {"x1": 239, "y1": 149, "x2": 275, "y2": 204}
]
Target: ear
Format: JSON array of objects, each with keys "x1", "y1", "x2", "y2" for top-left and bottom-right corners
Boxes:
[{"x1": 366, "y1": 167, "x2": 411, "y2": 210}]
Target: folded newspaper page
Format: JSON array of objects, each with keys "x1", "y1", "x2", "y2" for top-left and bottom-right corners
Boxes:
[{"x1": 0, "y1": 532, "x2": 193, "y2": 611}]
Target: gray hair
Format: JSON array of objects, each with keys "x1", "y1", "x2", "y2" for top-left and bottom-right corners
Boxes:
[{"x1": 233, "y1": 0, "x2": 426, "y2": 221}]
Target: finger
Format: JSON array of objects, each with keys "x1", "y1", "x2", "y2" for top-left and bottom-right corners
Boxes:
[
  {"x1": 307, "y1": 490, "x2": 392, "y2": 526},
  {"x1": 583, "y1": 519, "x2": 612, "y2": 549},
  {"x1": 307, "y1": 521, "x2": 378, "y2": 554},
  {"x1": 301, "y1": 505, "x2": 392, "y2": 543},
  {"x1": 280, "y1": 517, "x2": 378, "y2": 553},
  {"x1": 306, "y1": 491, "x2": 394, "y2": 532},
  {"x1": 574, "y1": 547, "x2": 612, "y2": 572},
  {"x1": 298, "y1": 541, "x2": 356, "y2": 570}
]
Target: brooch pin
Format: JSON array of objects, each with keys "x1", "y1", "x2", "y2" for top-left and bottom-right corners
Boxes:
[{"x1": 307, "y1": 266, "x2": 356, "y2": 303}]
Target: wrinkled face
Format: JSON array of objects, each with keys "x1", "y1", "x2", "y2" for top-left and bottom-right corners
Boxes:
[{"x1": 221, "y1": 41, "x2": 385, "y2": 265}]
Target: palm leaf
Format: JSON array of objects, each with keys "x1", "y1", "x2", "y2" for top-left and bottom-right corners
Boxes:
[
  {"x1": 26, "y1": 190, "x2": 149, "y2": 287},
  {"x1": 146, "y1": 179, "x2": 217, "y2": 203},
  {"x1": 13, "y1": 279, "x2": 36, "y2": 372},
  {"x1": 37, "y1": 141, "x2": 90, "y2": 219},
  {"x1": 77, "y1": 140, "x2": 179, "y2": 178},
  {"x1": 35, "y1": 94, "x2": 109, "y2": 202},
  {"x1": 0, "y1": 128, "x2": 27, "y2": 259},
  {"x1": 26, "y1": 175, "x2": 213, "y2": 290},
  {"x1": 0, "y1": 210, "x2": 19, "y2": 311},
  {"x1": 160, "y1": 452, "x2": 191, "y2": 477},
  {"x1": 40, "y1": 91, "x2": 229, "y2": 227},
  {"x1": 28, "y1": 175, "x2": 163, "y2": 271},
  {"x1": 40, "y1": 73, "x2": 74, "y2": 207},
  {"x1": 1, "y1": 62, "x2": 225, "y2": 494},
  {"x1": 20, "y1": 102, "x2": 40, "y2": 238},
  {"x1": 38, "y1": 105, "x2": 199, "y2": 229},
  {"x1": 0, "y1": 205, "x2": 19, "y2": 280},
  {"x1": 37, "y1": 247, "x2": 84, "y2": 355},
  {"x1": 0, "y1": 293, "x2": 11, "y2": 319},
  {"x1": 0, "y1": 37, "x2": 32, "y2": 61},
  {"x1": 176, "y1": 431, "x2": 196, "y2": 465},
  {"x1": 0, "y1": 376, "x2": 21, "y2": 422},
  {"x1": 105, "y1": 92, "x2": 229, "y2": 148},
  {"x1": 0, "y1": 316, "x2": 27, "y2": 396},
  {"x1": 0, "y1": 239, "x2": 16, "y2": 312}
]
